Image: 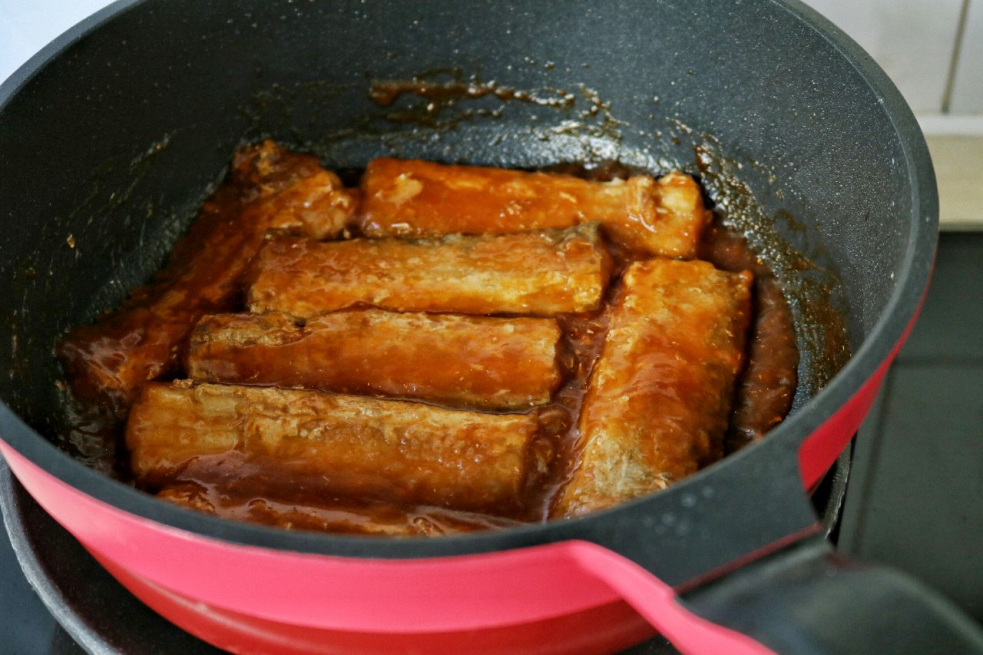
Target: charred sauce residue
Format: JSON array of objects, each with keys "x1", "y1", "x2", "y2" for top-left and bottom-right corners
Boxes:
[
  {"x1": 369, "y1": 70, "x2": 577, "y2": 111},
  {"x1": 364, "y1": 68, "x2": 623, "y2": 145}
]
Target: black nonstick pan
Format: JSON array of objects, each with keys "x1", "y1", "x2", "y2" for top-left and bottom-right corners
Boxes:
[{"x1": 1, "y1": 1, "x2": 981, "y2": 653}]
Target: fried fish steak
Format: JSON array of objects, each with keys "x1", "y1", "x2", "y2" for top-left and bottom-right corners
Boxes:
[
  {"x1": 247, "y1": 225, "x2": 610, "y2": 317},
  {"x1": 359, "y1": 157, "x2": 708, "y2": 257},
  {"x1": 555, "y1": 258, "x2": 753, "y2": 517},
  {"x1": 57, "y1": 141, "x2": 358, "y2": 418},
  {"x1": 128, "y1": 382, "x2": 537, "y2": 512},
  {"x1": 187, "y1": 309, "x2": 562, "y2": 409}
]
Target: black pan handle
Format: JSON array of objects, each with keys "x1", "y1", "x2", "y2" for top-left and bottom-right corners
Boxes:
[{"x1": 675, "y1": 538, "x2": 983, "y2": 654}]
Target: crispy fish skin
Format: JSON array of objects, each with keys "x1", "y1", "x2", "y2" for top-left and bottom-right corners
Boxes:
[
  {"x1": 247, "y1": 225, "x2": 610, "y2": 317},
  {"x1": 555, "y1": 258, "x2": 753, "y2": 518},
  {"x1": 359, "y1": 158, "x2": 708, "y2": 257},
  {"x1": 187, "y1": 309, "x2": 562, "y2": 409},
  {"x1": 127, "y1": 382, "x2": 537, "y2": 512},
  {"x1": 57, "y1": 141, "x2": 358, "y2": 418}
]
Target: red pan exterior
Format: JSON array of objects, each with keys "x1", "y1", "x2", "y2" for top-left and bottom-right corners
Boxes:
[
  {"x1": 798, "y1": 299, "x2": 925, "y2": 490},
  {"x1": 93, "y1": 553, "x2": 656, "y2": 655},
  {"x1": 3, "y1": 441, "x2": 788, "y2": 653}
]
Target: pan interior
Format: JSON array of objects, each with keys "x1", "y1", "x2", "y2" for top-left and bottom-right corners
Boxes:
[{"x1": 0, "y1": 0, "x2": 921, "y2": 486}]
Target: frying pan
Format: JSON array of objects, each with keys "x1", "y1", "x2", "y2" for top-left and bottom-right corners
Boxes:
[{"x1": 1, "y1": 0, "x2": 981, "y2": 653}]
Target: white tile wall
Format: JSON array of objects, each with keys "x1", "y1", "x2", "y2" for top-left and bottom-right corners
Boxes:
[
  {"x1": 804, "y1": 0, "x2": 968, "y2": 113},
  {"x1": 0, "y1": 0, "x2": 114, "y2": 83},
  {"x1": 2, "y1": 0, "x2": 982, "y2": 116},
  {"x1": 951, "y1": 0, "x2": 983, "y2": 113}
]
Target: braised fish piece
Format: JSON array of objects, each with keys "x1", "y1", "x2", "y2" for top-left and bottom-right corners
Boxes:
[
  {"x1": 187, "y1": 309, "x2": 562, "y2": 409},
  {"x1": 555, "y1": 258, "x2": 753, "y2": 517},
  {"x1": 128, "y1": 382, "x2": 537, "y2": 512},
  {"x1": 359, "y1": 157, "x2": 708, "y2": 258},
  {"x1": 247, "y1": 225, "x2": 610, "y2": 317},
  {"x1": 57, "y1": 141, "x2": 358, "y2": 418},
  {"x1": 57, "y1": 141, "x2": 805, "y2": 538}
]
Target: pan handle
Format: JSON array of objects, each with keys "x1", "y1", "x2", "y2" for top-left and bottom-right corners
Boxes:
[{"x1": 574, "y1": 538, "x2": 983, "y2": 654}]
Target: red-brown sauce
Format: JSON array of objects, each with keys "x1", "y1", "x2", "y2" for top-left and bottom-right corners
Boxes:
[
  {"x1": 698, "y1": 223, "x2": 799, "y2": 451},
  {"x1": 59, "y1": 156, "x2": 799, "y2": 537}
]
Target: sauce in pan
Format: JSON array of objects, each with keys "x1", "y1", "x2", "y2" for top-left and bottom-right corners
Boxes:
[{"x1": 59, "y1": 144, "x2": 799, "y2": 537}]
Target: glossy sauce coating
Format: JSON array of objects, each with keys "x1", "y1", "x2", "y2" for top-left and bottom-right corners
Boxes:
[
  {"x1": 157, "y1": 483, "x2": 522, "y2": 536},
  {"x1": 555, "y1": 259, "x2": 753, "y2": 517},
  {"x1": 360, "y1": 158, "x2": 708, "y2": 258},
  {"x1": 187, "y1": 309, "x2": 562, "y2": 409},
  {"x1": 247, "y1": 225, "x2": 611, "y2": 317},
  {"x1": 127, "y1": 382, "x2": 537, "y2": 512},
  {"x1": 59, "y1": 144, "x2": 804, "y2": 537},
  {"x1": 57, "y1": 141, "x2": 358, "y2": 418}
]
